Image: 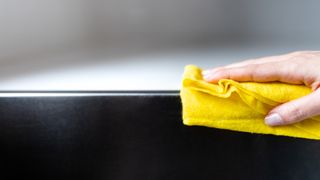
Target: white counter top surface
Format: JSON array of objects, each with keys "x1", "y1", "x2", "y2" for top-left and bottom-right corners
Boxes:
[{"x1": 1, "y1": 42, "x2": 319, "y2": 91}]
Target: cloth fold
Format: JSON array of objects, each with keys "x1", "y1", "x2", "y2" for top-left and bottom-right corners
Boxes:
[{"x1": 180, "y1": 65, "x2": 320, "y2": 140}]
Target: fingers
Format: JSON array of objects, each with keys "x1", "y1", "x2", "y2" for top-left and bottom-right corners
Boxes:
[
  {"x1": 202, "y1": 51, "x2": 316, "y2": 83},
  {"x1": 224, "y1": 55, "x2": 286, "y2": 68},
  {"x1": 202, "y1": 62, "x2": 303, "y2": 84},
  {"x1": 265, "y1": 89, "x2": 320, "y2": 126},
  {"x1": 217, "y1": 51, "x2": 318, "y2": 69},
  {"x1": 202, "y1": 51, "x2": 320, "y2": 126}
]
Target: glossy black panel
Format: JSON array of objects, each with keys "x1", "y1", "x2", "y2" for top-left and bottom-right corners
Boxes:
[{"x1": 0, "y1": 92, "x2": 319, "y2": 180}]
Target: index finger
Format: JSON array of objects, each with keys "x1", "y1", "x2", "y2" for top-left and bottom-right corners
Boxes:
[{"x1": 203, "y1": 62, "x2": 303, "y2": 85}]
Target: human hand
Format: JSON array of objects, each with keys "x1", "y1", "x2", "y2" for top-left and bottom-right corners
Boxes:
[{"x1": 202, "y1": 51, "x2": 320, "y2": 126}]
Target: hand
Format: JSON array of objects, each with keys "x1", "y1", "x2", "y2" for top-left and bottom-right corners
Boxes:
[{"x1": 202, "y1": 51, "x2": 320, "y2": 126}]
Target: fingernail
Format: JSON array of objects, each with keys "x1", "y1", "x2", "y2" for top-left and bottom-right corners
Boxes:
[
  {"x1": 265, "y1": 113, "x2": 283, "y2": 126},
  {"x1": 202, "y1": 70, "x2": 210, "y2": 75},
  {"x1": 203, "y1": 74, "x2": 211, "y2": 81}
]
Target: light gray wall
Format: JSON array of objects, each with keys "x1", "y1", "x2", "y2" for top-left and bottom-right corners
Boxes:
[
  {"x1": 0, "y1": 0, "x2": 320, "y2": 59},
  {"x1": 92, "y1": 0, "x2": 248, "y2": 46},
  {"x1": 0, "y1": 0, "x2": 94, "y2": 58},
  {"x1": 91, "y1": 0, "x2": 320, "y2": 46},
  {"x1": 243, "y1": 0, "x2": 320, "y2": 42}
]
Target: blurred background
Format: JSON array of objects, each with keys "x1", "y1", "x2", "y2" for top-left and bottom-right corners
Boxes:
[{"x1": 1, "y1": 0, "x2": 320, "y2": 90}]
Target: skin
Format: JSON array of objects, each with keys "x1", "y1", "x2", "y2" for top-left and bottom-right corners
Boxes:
[{"x1": 202, "y1": 51, "x2": 320, "y2": 126}]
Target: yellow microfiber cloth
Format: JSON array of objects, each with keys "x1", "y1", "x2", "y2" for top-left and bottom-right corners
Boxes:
[{"x1": 180, "y1": 65, "x2": 320, "y2": 140}]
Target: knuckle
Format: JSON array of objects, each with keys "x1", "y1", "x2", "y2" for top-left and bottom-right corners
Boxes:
[
  {"x1": 283, "y1": 103, "x2": 305, "y2": 123},
  {"x1": 291, "y1": 108, "x2": 305, "y2": 121},
  {"x1": 277, "y1": 60, "x2": 300, "y2": 75},
  {"x1": 244, "y1": 64, "x2": 258, "y2": 79},
  {"x1": 247, "y1": 64, "x2": 261, "y2": 72}
]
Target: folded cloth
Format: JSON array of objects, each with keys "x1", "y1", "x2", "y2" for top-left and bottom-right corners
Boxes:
[{"x1": 180, "y1": 65, "x2": 320, "y2": 140}]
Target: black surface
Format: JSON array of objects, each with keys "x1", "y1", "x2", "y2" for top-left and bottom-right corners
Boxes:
[{"x1": 0, "y1": 92, "x2": 320, "y2": 180}]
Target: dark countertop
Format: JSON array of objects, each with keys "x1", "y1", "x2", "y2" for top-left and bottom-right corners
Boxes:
[{"x1": 0, "y1": 91, "x2": 319, "y2": 180}]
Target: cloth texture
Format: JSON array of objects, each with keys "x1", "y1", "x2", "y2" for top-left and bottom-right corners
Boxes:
[{"x1": 180, "y1": 65, "x2": 320, "y2": 140}]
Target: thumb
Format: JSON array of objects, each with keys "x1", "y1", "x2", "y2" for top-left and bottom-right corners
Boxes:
[{"x1": 265, "y1": 89, "x2": 320, "y2": 126}]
